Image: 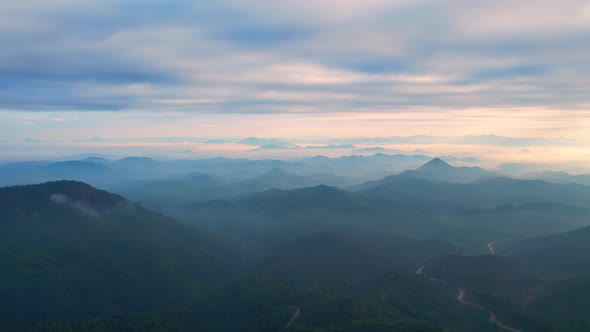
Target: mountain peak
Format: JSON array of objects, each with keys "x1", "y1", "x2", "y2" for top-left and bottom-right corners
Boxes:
[{"x1": 419, "y1": 158, "x2": 452, "y2": 169}]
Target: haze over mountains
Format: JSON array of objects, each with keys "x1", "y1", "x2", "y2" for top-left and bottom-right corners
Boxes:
[
  {"x1": 398, "y1": 158, "x2": 497, "y2": 183},
  {"x1": 2, "y1": 0, "x2": 590, "y2": 330},
  {"x1": 0, "y1": 153, "x2": 430, "y2": 188},
  {"x1": 2, "y1": 153, "x2": 590, "y2": 199},
  {"x1": 2, "y1": 153, "x2": 590, "y2": 331}
]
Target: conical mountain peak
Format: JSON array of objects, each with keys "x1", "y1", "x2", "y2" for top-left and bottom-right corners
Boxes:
[{"x1": 419, "y1": 158, "x2": 452, "y2": 170}]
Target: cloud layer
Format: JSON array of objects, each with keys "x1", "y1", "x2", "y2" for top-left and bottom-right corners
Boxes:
[{"x1": 1, "y1": 0, "x2": 589, "y2": 114}]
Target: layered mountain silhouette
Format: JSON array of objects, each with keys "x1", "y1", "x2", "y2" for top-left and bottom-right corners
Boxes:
[
  {"x1": 398, "y1": 158, "x2": 496, "y2": 183},
  {"x1": 521, "y1": 171, "x2": 590, "y2": 186},
  {"x1": 352, "y1": 173, "x2": 590, "y2": 208},
  {"x1": 121, "y1": 167, "x2": 357, "y2": 203},
  {"x1": 3, "y1": 153, "x2": 590, "y2": 331}
]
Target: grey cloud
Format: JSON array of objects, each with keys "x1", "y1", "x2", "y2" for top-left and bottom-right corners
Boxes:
[
  {"x1": 0, "y1": 0, "x2": 589, "y2": 113},
  {"x1": 238, "y1": 137, "x2": 291, "y2": 146},
  {"x1": 304, "y1": 145, "x2": 355, "y2": 150},
  {"x1": 352, "y1": 147, "x2": 404, "y2": 154}
]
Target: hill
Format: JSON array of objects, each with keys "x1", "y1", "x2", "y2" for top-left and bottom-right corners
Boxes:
[
  {"x1": 521, "y1": 171, "x2": 590, "y2": 186},
  {"x1": 526, "y1": 277, "x2": 590, "y2": 327},
  {"x1": 398, "y1": 158, "x2": 496, "y2": 183},
  {"x1": 255, "y1": 229, "x2": 459, "y2": 284},
  {"x1": 236, "y1": 184, "x2": 368, "y2": 214},
  {"x1": 119, "y1": 168, "x2": 357, "y2": 203},
  {"x1": 149, "y1": 179, "x2": 590, "y2": 256},
  {"x1": 116, "y1": 172, "x2": 229, "y2": 203},
  {"x1": 0, "y1": 181, "x2": 241, "y2": 330},
  {"x1": 355, "y1": 176, "x2": 590, "y2": 208},
  {"x1": 506, "y1": 225, "x2": 590, "y2": 279},
  {"x1": 233, "y1": 167, "x2": 354, "y2": 190}
]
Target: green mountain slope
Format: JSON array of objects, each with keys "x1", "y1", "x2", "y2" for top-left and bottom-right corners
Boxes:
[
  {"x1": 255, "y1": 229, "x2": 459, "y2": 284},
  {"x1": 357, "y1": 176, "x2": 590, "y2": 208},
  {"x1": 0, "y1": 181, "x2": 241, "y2": 330},
  {"x1": 507, "y1": 225, "x2": 590, "y2": 278}
]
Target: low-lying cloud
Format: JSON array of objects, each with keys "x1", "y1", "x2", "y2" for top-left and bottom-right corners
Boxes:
[{"x1": 50, "y1": 193, "x2": 98, "y2": 217}]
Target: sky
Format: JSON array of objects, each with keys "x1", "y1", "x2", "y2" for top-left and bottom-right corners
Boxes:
[{"x1": 0, "y1": 0, "x2": 589, "y2": 164}]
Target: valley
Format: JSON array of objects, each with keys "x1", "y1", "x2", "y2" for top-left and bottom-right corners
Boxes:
[{"x1": 2, "y1": 156, "x2": 590, "y2": 331}]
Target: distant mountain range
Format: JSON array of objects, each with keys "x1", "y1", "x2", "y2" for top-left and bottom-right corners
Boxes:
[
  {"x1": 353, "y1": 173, "x2": 590, "y2": 208},
  {"x1": 520, "y1": 171, "x2": 590, "y2": 186},
  {"x1": 5, "y1": 154, "x2": 588, "y2": 196},
  {"x1": 0, "y1": 153, "x2": 433, "y2": 189},
  {"x1": 119, "y1": 167, "x2": 359, "y2": 204},
  {"x1": 146, "y1": 169, "x2": 590, "y2": 259}
]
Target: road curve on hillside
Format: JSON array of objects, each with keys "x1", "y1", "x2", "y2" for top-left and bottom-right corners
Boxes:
[
  {"x1": 456, "y1": 289, "x2": 485, "y2": 310},
  {"x1": 282, "y1": 306, "x2": 301, "y2": 330},
  {"x1": 416, "y1": 265, "x2": 425, "y2": 275},
  {"x1": 488, "y1": 241, "x2": 502, "y2": 255},
  {"x1": 489, "y1": 311, "x2": 523, "y2": 332},
  {"x1": 456, "y1": 289, "x2": 523, "y2": 332},
  {"x1": 417, "y1": 264, "x2": 523, "y2": 332}
]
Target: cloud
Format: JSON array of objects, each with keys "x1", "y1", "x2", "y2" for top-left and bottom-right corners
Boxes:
[
  {"x1": 238, "y1": 137, "x2": 290, "y2": 146},
  {"x1": 0, "y1": 0, "x2": 588, "y2": 115},
  {"x1": 453, "y1": 135, "x2": 573, "y2": 147},
  {"x1": 440, "y1": 156, "x2": 481, "y2": 164},
  {"x1": 50, "y1": 193, "x2": 98, "y2": 217},
  {"x1": 213, "y1": 24, "x2": 311, "y2": 46},
  {"x1": 352, "y1": 147, "x2": 403, "y2": 154},
  {"x1": 304, "y1": 144, "x2": 355, "y2": 149},
  {"x1": 254, "y1": 143, "x2": 297, "y2": 150},
  {"x1": 519, "y1": 149, "x2": 532, "y2": 155}
]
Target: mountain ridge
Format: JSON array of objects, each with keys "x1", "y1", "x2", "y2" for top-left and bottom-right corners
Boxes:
[
  {"x1": 398, "y1": 158, "x2": 496, "y2": 183},
  {"x1": 0, "y1": 181, "x2": 241, "y2": 330}
]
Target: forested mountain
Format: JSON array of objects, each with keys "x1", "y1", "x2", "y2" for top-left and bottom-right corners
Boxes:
[
  {"x1": 0, "y1": 181, "x2": 241, "y2": 330},
  {"x1": 355, "y1": 176, "x2": 590, "y2": 208},
  {"x1": 254, "y1": 229, "x2": 458, "y2": 283},
  {"x1": 149, "y1": 173, "x2": 590, "y2": 256},
  {"x1": 3, "y1": 162, "x2": 590, "y2": 331},
  {"x1": 119, "y1": 168, "x2": 357, "y2": 203},
  {"x1": 0, "y1": 181, "x2": 480, "y2": 332},
  {"x1": 505, "y1": 225, "x2": 590, "y2": 278}
]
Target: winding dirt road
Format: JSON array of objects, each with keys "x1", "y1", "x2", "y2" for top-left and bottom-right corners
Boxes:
[
  {"x1": 489, "y1": 311, "x2": 523, "y2": 332},
  {"x1": 417, "y1": 263, "x2": 523, "y2": 332},
  {"x1": 456, "y1": 288, "x2": 485, "y2": 310},
  {"x1": 487, "y1": 241, "x2": 501, "y2": 255},
  {"x1": 456, "y1": 288, "x2": 523, "y2": 331},
  {"x1": 282, "y1": 306, "x2": 301, "y2": 330},
  {"x1": 416, "y1": 265, "x2": 425, "y2": 275}
]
